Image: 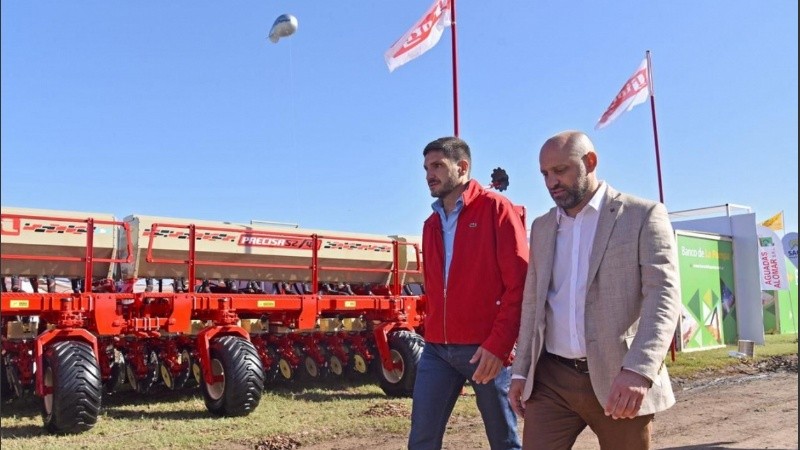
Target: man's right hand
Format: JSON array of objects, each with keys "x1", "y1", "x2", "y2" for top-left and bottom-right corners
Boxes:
[{"x1": 508, "y1": 378, "x2": 526, "y2": 418}]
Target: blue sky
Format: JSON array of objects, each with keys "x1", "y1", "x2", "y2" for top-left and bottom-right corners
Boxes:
[{"x1": 2, "y1": 1, "x2": 797, "y2": 237}]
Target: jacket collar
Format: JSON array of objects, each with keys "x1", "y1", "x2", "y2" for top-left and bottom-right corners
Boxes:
[
  {"x1": 540, "y1": 183, "x2": 622, "y2": 292},
  {"x1": 585, "y1": 185, "x2": 623, "y2": 286},
  {"x1": 426, "y1": 179, "x2": 483, "y2": 226},
  {"x1": 460, "y1": 179, "x2": 484, "y2": 207}
]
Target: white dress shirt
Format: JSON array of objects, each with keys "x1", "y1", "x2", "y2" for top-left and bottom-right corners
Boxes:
[{"x1": 545, "y1": 182, "x2": 608, "y2": 359}]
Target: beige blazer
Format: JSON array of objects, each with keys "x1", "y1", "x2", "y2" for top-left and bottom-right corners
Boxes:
[{"x1": 512, "y1": 185, "x2": 681, "y2": 415}]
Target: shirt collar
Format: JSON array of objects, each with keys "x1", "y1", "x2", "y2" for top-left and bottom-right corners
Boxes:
[
  {"x1": 432, "y1": 194, "x2": 464, "y2": 215},
  {"x1": 556, "y1": 181, "x2": 607, "y2": 224}
]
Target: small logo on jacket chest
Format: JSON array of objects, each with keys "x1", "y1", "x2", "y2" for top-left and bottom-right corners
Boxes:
[{"x1": 468, "y1": 222, "x2": 477, "y2": 228}]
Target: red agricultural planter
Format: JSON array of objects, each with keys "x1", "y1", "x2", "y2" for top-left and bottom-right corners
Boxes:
[{"x1": 0, "y1": 207, "x2": 425, "y2": 434}]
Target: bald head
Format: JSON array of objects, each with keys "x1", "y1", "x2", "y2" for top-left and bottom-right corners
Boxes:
[
  {"x1": 540, "y1": 130, "x2": 595, "y2": 160},
  {"x1": 538, "y1": 130, "x2": 600, "y2": 217}
]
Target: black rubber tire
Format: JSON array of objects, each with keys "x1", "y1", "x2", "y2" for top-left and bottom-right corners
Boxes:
[
  {"x1": 161, "y1": 349, "x2": 192, "y2": 390},
  {"x1": 274, "y1": 344, "x2": 301, "y2": 382},
  {"x1": 314, "y1": 346, "x2": 331, "y2": 379},
  {"x1": 41, "y1": 340, "x2": 102, "y2": 434},
  {"x1": 344, "y1": 337, "x2": 375, "y2": 381},
  {"x1": 376, "y1": 330, "x2": 424, "y2": 398},
  {"x1": 0, "y1": 356, "x2": 14, "y2": 402},
  {"x1": 262, "y1": 346, "x2": 281, "y2": 387},
  {"x1": 299, "y1": 345, "x2": 329, "y2": 382},
  {"x1": 127, "y1": 350, "x2": 159, "y2": 394},
  {"x1": 345, "y1": 350, "x2": 371, "y2": 381},
  {"x1": 290, "y1": 344, "x2": 311, "y2": 382},
  {"x1": 103, "y1": 361, "x2": 125, "y2": 394},
  {"x1": 200, "y1": 336, "x2": 265, "y2": 416},
  {"x1": 276, "y1": 354, "x2": 298, "y2": 382},
  {"x1": 173, "y1": 349, "x2": 193, "y2": 389}
]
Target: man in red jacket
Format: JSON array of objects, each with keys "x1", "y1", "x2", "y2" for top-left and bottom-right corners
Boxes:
[{"x1": 408, "y1": 136, "x2": 529, "y2": 450}]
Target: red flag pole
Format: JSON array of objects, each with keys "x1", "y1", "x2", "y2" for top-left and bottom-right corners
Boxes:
[
  {"x1": 647, "y1": 50, "x2": 676, "y2": 361},
  {"x1": 646, "y1": 50, "x2": 664, "y2": 205},
  {"x1": 451, "y1": 0, "x2": 465, "y2": 395},
  {"x1": 450, "y1": 0, "x2": 460, "y2": 137}
]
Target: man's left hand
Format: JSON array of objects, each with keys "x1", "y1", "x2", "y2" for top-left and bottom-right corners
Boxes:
[
  {"x1": 469, "y1": 346, "x2": 502, "y2": 384},
  {"x1": 603, "y1": 369, "x2": 651, "y2": 419}
]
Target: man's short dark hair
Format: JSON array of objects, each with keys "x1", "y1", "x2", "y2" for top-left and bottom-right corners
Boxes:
[{"x1": 423, "y1": 136, "x2": 471, "y2": 165}]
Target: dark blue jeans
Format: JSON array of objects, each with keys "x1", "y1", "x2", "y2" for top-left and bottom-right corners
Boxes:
[{"x1": 408, "y1": 343, "x2": 521, "y2": 450}]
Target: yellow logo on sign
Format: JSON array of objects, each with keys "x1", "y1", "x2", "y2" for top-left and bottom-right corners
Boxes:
[
  {"x1": 10, "y1": 300, "x2": 29, "y2": 308},
  {"x1": 344, "y1": 301, "x2": 356, "y2": 308},
  {"x1": 257, "y1": 300, "x2": 276, "y2": 308}
]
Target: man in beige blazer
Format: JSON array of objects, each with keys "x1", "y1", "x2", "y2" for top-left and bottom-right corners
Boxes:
[{"x1": 509, "y1": 131, "x2": 681, "y2": 449}]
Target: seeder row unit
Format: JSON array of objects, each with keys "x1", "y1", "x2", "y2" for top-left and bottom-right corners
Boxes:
[{"x1": 1, "y1": 207, "x2": 426, "y2": 434}]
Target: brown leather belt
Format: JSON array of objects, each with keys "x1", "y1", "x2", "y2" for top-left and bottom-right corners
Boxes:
[{"x1": 546, "y1": 351, "x2": 589, "y2": 374}]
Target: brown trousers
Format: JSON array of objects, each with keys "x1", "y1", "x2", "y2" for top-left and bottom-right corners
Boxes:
[{"x1": 522, "y1": 353, "x2": 653, "y2": 450}]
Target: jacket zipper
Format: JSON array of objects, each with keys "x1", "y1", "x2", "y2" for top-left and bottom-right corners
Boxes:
[
  {"x1": 443, "y1": 287, "x2": 448, "y2": 344},
  {"x1": 439, "y1": 211, "x2": 453, "y2": 344}
]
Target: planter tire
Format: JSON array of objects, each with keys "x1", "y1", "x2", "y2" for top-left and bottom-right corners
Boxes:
[
  {"x1": 200, "y1": 336, "x2": 265, "y2": 416},
  {"x1": 41, "y1": 340, "x2": 102, "y2": 434},
  {"x1": 376, "y1": 330, "x2": 424, "y2": 398}
]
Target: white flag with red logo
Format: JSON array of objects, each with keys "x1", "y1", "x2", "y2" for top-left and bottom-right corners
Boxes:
[
  {"x1": 384, "y1": 0, "x2": 452, "y2": 73},
  {"x1": 595, "y1": 58, "x2": 651, "y2": 130}
]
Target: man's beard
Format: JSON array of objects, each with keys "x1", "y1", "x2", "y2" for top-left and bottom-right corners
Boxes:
[
  {"x1": 552, "y1": 176, "x2": 589, "y2": 211},
  {"x1": 430, "y1": 177, "x2": 458, "y2": 199}
]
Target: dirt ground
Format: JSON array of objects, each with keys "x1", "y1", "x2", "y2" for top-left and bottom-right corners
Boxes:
[{"x1": 293, "y1": 355, "x2": 798, "y2": 450}]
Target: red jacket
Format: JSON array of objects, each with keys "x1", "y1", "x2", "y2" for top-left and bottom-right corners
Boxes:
[{"x1": 421, "y1": 179, "x2": 529, "y2": 362}]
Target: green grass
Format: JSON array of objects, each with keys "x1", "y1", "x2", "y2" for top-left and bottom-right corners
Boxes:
[
  {"x1": 0, "y1": 333, "x2": 796, "y2": 449},
  {"x1": 0, "y1": 378, "x2": 415, "y2": 450},
  {"x1": 665, "y1": 333, "x2": 798, "y2": 378}
]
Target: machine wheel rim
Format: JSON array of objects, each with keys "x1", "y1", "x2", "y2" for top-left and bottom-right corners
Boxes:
[
  {"x1": 126, "y1": 365, "x2": 138, "y2": 391},
  {"x1": 304, "y1": 357, "x2": 319, "y2": 378},
  {"x1": 381, "y1": 349, "x2": 404, "y2": 384},
  {"x1": 329, "y1": 355, "x2": 343, "y2": 376},
  {"x1": 192, "y1": 361, "x2": 202, "y2": 385},
  {"x1": 160, "y1": 363, "x2": 173, "y2": 389},
  {"x1": 174, "y1": 350, "x2": 193, "y2": 387},
  {"x1": 278, "y1": 358, "x2": 293, "y2": 380},
  {"x1": 352, "y1": 354, "x2": 367, "y2": 374},
  {"x1": 205, "y1": 359, "x2": 225, "y2": 400},
  {"x1": 43, "y1": 366, "x2": 53, "y2": 414}
]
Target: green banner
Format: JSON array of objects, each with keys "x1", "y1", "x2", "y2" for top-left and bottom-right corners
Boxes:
[
  {"x1": 763, "y1": 291, "x2": 778, "y2": 334},
  {"x1": 676, "y1": 232, "x2": 735, "y2": 350}
]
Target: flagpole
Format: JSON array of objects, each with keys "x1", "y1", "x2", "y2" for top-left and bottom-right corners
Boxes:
[
  {"x1": 450, "y1": 0, "x2": 460, "y2": 136},
  {"x1": 646, "y1": 50, "x2": 665, "y2": 205},
  {"x1": 646, "y1": 50, "x2": 676, "y2": 360}
]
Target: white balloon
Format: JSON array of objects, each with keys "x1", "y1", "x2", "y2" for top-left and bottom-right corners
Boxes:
[{"x1": 268, "y1": 14, "x2": 298, "y2": 43}]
